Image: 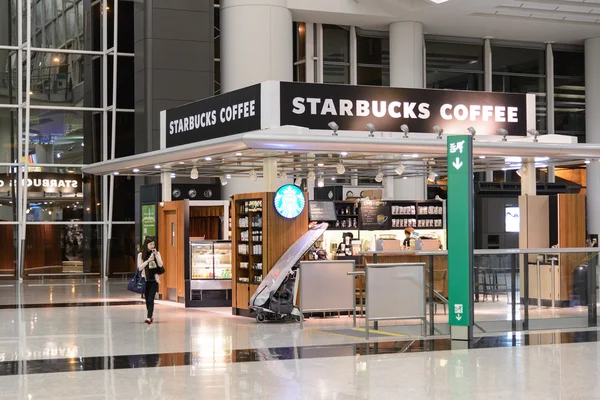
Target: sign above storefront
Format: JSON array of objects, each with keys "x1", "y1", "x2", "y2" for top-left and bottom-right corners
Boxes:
[
  {"x1": 279, "y1": 82, "x2": 528, "y2": 136},
  {"x1": 161, "y1": 81, "x2": 532, "y2": 148},
  {"x1": 274, "y1": 184, "x2": 306, "y2": 219},
  {"x1": 0, "y1": 173, "x2": 82, "y2": 194},
  {"x1": 165, "y1": 84, "x2": 262, "y2": 148}
]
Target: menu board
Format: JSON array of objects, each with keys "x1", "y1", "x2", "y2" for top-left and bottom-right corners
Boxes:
[
  {"x1": 309, "y1": 201, "x2": 337, "y2": 222},
  {"x1": 359, "y1": 200, "x2": 391, "y2": 230}
]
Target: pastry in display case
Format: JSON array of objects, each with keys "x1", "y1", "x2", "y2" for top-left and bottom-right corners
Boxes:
[{"x1": 189, "y1": 240, "x2": 232, "y2": 306}]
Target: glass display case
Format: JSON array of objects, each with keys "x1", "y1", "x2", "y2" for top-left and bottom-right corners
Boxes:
[{"x1": 190, "y1": 240, "x2": 232, "y2": 293}]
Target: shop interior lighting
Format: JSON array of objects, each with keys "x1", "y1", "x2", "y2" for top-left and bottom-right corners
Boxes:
[
  {"x1": 527, "y1": 129, "x2": 540, "y2": 142},
  {"x1": 132, "y1": 168, "x2": 140, "y2": 173},
  {"x1": 479, "y1": 156, "x2": 486, "y2": 159},
  {"x1": 467, "y1": 127, "x2": 476, "y2": 137},
  {"x1": 375, "y1": 170, "x2": 384, "y2": 183},
  {"x1": 585, "y1": 160, "x2": 591, "y2": 164},
  {"x1": 226, "y1": 174, "x2": 232, "y2": 179},
  {"x1": 279, "y1": 170, "x2": 287, "y2": 180},
  {"x1": 498, "y1": 128, "x2": 509, "y2": 141},
  {"x1": 395, "y1": 163, "x2": 406, "y2": 176},
  {"x1": 400, "y1": 124, "x2": 409, "y2": 139},
  {"x1": 56, "y1": 152, "x2": 61, "y2": 158},
  {"x1": 307, "y1": 170, "x2": 316, "y2": 182},
  {"x1": 516, "y1": 166, "x2": 527, "y2": 177},
  {"x1": 366, "y1": 123, "x2": 376, "y2": 137},
  {"x1": 336, "y1": 161, "x2": 345, "y2": 175},
  {"x1": 331, "y1": 177, "x2": 336, "y2": 181},
  {"x1": 170, "y1": 172, "x2": 176, "y2": 178},
  {"x1": 317, "y1": 176, "x2": 325, "y2": 187},
  {"x1": 328, "y1": 121, "x2": 339, "y2": 136},
  {"x1": 317, "y1": 163, "x2": 324, "y2": 167},
  {"x1": 340, "y1": 152, "x2": 348, "y2": 157},
  {"x1": 113, "y1": 172, "x2": 119, "y2": 175},
  {"x1": 154, "y1": 164, "x2": 161, "y2": 169},
  {"x1": 433, "y1": 125, "x2": 443, "y2": 139},
  {"x1": 249, "y1": 169, "x2": 258, "y2": 181},
  {"x1": 294, "y1": 177, "x2": 302, "y2": 186},
  {"x1": 190, "y1": 164, "x2": 199, "y2": 180},
  {"x1": 427, "y1": 171, "x2": 437, "y2": 183},
  {"x1": 220, "y1": 176, "x2": 228, "y2": 186},
  {"x1": 205, "y1": 156, "x2": 212, "y2": 161},
  {"x1": 235, "y1": 152, "x2": 242, "y2": 156}
]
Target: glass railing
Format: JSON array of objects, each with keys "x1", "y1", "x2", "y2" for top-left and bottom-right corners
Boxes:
[{"x1": 359, "y1": 248, "x2": 600, "y2": 336}]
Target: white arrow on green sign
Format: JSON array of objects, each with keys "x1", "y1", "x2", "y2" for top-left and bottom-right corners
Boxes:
[{"x1": 447, "y1": 135, "x2": 474, "y2": 341}]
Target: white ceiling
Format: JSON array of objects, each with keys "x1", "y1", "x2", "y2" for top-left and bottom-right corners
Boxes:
[{"x1": 289, "y1": 0, "x2": 600, "y2": 44}]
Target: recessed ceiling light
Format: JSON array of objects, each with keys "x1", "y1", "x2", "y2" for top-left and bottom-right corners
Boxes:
[
  {"x1": 479, "y1": 156, "x2": 486, "y2": 159},
  {"x1": 154, "y1": 165, "x2": 161, "y2": 169},
  {"x1": 133, "y1": 168, "x2": 140, "y2": 173},
  {"x1": 179, "y1": 161, "x2": 185, "y2": 165},
  {"x1": 113, "y1": 172, "x2": 119, "y2": 175},
  {"x1": 205, "y1": 157, "x2": 212, "y2": 161},
  {"x1": 235, "y1": 152, "x2": 242, "y2": 156},
  {"x1": 318, "y1": 163, "x2": 324, "y2": 167},
  {"x1": 585, "y1": 160, "x2": 591, "y2": 164},
  {"x1": 429, "y1": 0, "x2": 449, "y2": 3},
  {"x1": 412, "y1": 154, "x2": 419, "y2": 158},
  {"x1": 340, "y1": 152, "x2": 348, "y2": 157}
]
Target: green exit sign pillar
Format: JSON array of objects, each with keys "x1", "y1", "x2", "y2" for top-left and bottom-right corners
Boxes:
[{"x1": 447, "y1": 135, "x2": 474, "y2": 341}]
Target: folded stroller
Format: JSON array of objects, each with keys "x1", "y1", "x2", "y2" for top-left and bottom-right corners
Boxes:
[{"x1": 249, "y1": 222, "x2": 328, "y2": 323}]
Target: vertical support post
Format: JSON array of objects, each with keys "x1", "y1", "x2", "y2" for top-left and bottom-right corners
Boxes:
[
  {"x1": 101, "y1": 0, "x2": 109, "y2": 280},
  {"x1": 316, "y1": 24, "x2": 323, "y2": 83},
  {"x1": 523, "y1": 254, "x2": 530, "y2": 331},
  {"x1": 304, "y1": 23, "x2": 315, "y2": 83},
  {"x1": 429, "y1": 255, "x2": 435, "y2": 336},
  {"x1": 588, "y1": 252, "x2": 598, "y2": 327},
  {"x1": 484, "y1": 37, "x2": 492, "y2": 92},
  {"x1": 447, "y1": 135, "x2": 474, "y2": 342},
  {"x1": 511, "y1": 253, "x2": 517, "y2": 332},
  {"x1": 546, "y1": 42, "x2": 555, "y2": 135},
  {"x1": 16, "y1": 0, "x2": 24, "y2": 281},
  {"x1": 349, "y1": 26, "x2": 357, "y2": 85},
  {"x1": 263, "y1": 157, "x2": 278, "y2": 192}
]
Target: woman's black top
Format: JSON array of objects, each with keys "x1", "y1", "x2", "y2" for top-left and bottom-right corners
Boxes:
[{"x1": 144, "y1": 252, "x2": 158, "y2": 282}]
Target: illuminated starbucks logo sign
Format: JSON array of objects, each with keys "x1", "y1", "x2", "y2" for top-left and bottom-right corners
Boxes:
[{"x1": 273, "y1": 184, "x2": 305, "y2": 219}]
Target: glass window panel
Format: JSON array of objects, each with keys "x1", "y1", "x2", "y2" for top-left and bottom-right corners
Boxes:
[
  {"x1": 0, "y1": 166, "x2": 18, "y2": 222},
  {"x1": 323, "y1": 25, "x2": 349, "y2": 63},
  {"x1": 24, "y1": 223, "x2": 102, "y2": 276},
  {"x1": 214, "y1": 60, "x2": 220, "y2": 95},
  {"x1": 294, "y1": 23, "x2": 306, "y2": 62},
  {"x1": 294, "y1": 63, "x2": 306, "y2": 82},
  {"x1": 29, "y1": 51, "x2": 85, "y2": 107},
  {"x1": 66, "y1": 8, "x2": 76, "y2": 40},
  {"x1": 28, "y1": 109, "x2": 86, "y2": 164},
  {"x1": 0, "y1": 50, "x2": 18, "y2": 105},
  {"x1": 324, "y1": 64, "x2": 349, "y2": 84},
  {"x1": 357, "y1": 35, "x2": 389, "y2": 66},
  {"x1": 56, "y1": 15, "x2": 66, "y2": 45},
  {"x1": 44, "y1": 0, "x2": 55, "y2": 23},
  {"x1": 427, "y1": 71, "x2": 483, "y2": 91},
  {"x1": 426, "y1": 41, "x2": 483, "y2": 72},
  {"x1": 0, "y1": 108, "x2": 18, "y2": 163},
  {"x1": 554, "y1": 51, "x2": 584, "y2": 77},
  {"x1": 492, "y1": 74, "x2": 545, "y2": 94},
  {"x1": 109, "y1": 224, "x2": 136, "y2": 276},
  {"x1": 492, "y1": 46, "x2": 545, "y2": 75},
  {"x1": 109, "y1": 176, "x2": 134, "y2": 222},
  {"x1": 358, "y1": 66, "x2": 391, "y2": 86},
  {"x1": 555, "y1": 77, "x2": 585, "y2": 134},
  {"x1": 107, "y1": 55, "x2": 134, "y2": 109},
  {"x1": 45, "y1": 24, "x2": 56, "y2": 46}
]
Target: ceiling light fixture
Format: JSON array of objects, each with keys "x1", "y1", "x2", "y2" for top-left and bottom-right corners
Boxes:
[
  {"x1": 479, "y1": 156, "x2": 486, "y2": 159},
  {"x1": 467, "y1": 127, "x2": 476, "y2": 137},
  {"x1": 427, "y1": 171, "x2": 437, "y2": 183},
  {"x1": 516, "y1": 166, "x2": 527, "y2": 177},
  {"x1": 366, "y1": 123, "x2": 376, "y2": 137},
  {"x1": 154, "y1": 164, "x2": 161, "y2": 169},
  {"x1": 190, "y1": 164, "x2": 199, "y2": 180},
  {"x1": 585, "y1": 160, "x2": 591, "y2": 164},
  {"x1": 375, "y1": 170, "x2": 384, "y2": 183},
  {"x1": 328, "y1": 121, "x2": 339, "y2": 136},
  {"x1": 113, "y1": 172, "x2": 119, "y2": 175},
  {"x1": 235, "y1": 152, "x2": 242, "y2": 156},
  {"x1": 336, "y1": 162, "x2": 345, "y2": 175},
  {"x1": 295, "y1": 177, "x2": 302, "y2": 186},
  {"x1": 498, "y1": 128, "x2": 509, "y2": 141},
  {"x1": 307, "y1": 170, "x2": 316, "y2": 182},
  {"x1": 317, "y1": 176, "x2": 325, "y2": 187},
  {"x1": 317, "y1": 163, "x2": 324, "y2": 167},
  {"x1": 433, "y1": 125, "x2": 443, "y2": 139},
  {"x1": 133, "y1": 168, "x2": 140, "y2": 173},
  {"x1": 395, "y1": 164, "x2": 406, "y2": 176},
  {"x1": 205, "y1": 156, "x2": 212, "y2": 161},
  {"x1": 226, "y1": 174, "x2": 232, "y2": 179},
  {"x1": 279, "y1": 170, "x2": 288, "y2": 180},
  {"x1": 170, "y1": 172, "x2": 176, "y2": 178},
  {"x1": 400, "y1": 124, "x2": 409, "y2": 139},
  {"x1": 220, "y1": 176, "x2": 228, "y2": 186},
  {"x1": 340, "y1": 152, "x2": 348, "y2": 157},
  {"x1": 249, "y1": 169, "x2": 258, "y2": 181},
  {"x1": 527, "y1": 129, "x2": 540, "y2": 143}
]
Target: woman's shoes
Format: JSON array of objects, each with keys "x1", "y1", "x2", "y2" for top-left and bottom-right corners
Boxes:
[{"x1": 144, "y1": 318, "x2": 152, "y2": 324}]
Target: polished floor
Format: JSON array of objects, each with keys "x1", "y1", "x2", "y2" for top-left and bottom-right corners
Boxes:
[{"x1": 1, "y1": 280, "x2": 600, "y2": 399}]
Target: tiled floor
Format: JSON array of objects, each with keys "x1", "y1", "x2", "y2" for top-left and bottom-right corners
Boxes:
[{"x1": 1, "y1": 279, "x2": 600, "y2": 399}]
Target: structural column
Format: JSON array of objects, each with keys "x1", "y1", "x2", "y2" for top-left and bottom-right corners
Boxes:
[
  {"x1": 484, "y1": 38, "x2": 494, "y2": 182},
  {"x1": 221, "y1": 0, "x2": 293, "y2": 92},
  {"x1": 389, "y1": 22, "x2": 426, "y2": 200},
  {"x1": 586, "y1": 38, "x2": 600, "y2": 240}
]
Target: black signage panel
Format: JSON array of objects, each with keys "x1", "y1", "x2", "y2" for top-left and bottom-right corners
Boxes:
[
  {"x1": 280, "y1": 82, "x2": 528, "y2": 136},
  {"x1": 165, "y1": 84, "x2": 262, "y2": 148},
  {"x1": 359, "y1": 200, "x2": 391, "y2": 230},
  {"x1": 309, "y1": 201, "x2": 337, "y2": 222},
  {"x1": 0, "y1": 173, "x2": 82, "y2": 194}
]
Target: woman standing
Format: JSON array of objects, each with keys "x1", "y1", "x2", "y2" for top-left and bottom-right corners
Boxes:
[{"x1": 137, "y1": 236, "x2": 164, "y2": 324}]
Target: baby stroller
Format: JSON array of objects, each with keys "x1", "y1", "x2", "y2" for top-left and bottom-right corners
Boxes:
[{"x1": 249, "y1": 223, "x2": 328, "y2": 323}]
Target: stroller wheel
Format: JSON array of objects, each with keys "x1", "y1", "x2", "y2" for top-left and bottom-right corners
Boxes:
[
  {"x1": 294, "y1": 315, "x2": 302, "y2": 323},
  {"x1": 256, "y1": 313, "x2": 266, "y2": 323}
]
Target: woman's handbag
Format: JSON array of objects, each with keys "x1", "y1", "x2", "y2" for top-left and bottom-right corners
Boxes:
[
  {"x1": 157, "y1": 265, "x2": 165, "y2": 275},
  {"x1": 127, "y1": 270, "x2": 146, "y2": 294}
]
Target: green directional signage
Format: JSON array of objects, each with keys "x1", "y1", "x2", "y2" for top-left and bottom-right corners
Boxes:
[
  {"x1": 447, "y1": 135, "x2": 474, "y2": 341},
  {"x1": 142, "y1": 204, "x2": 156, "y2": 237}
]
